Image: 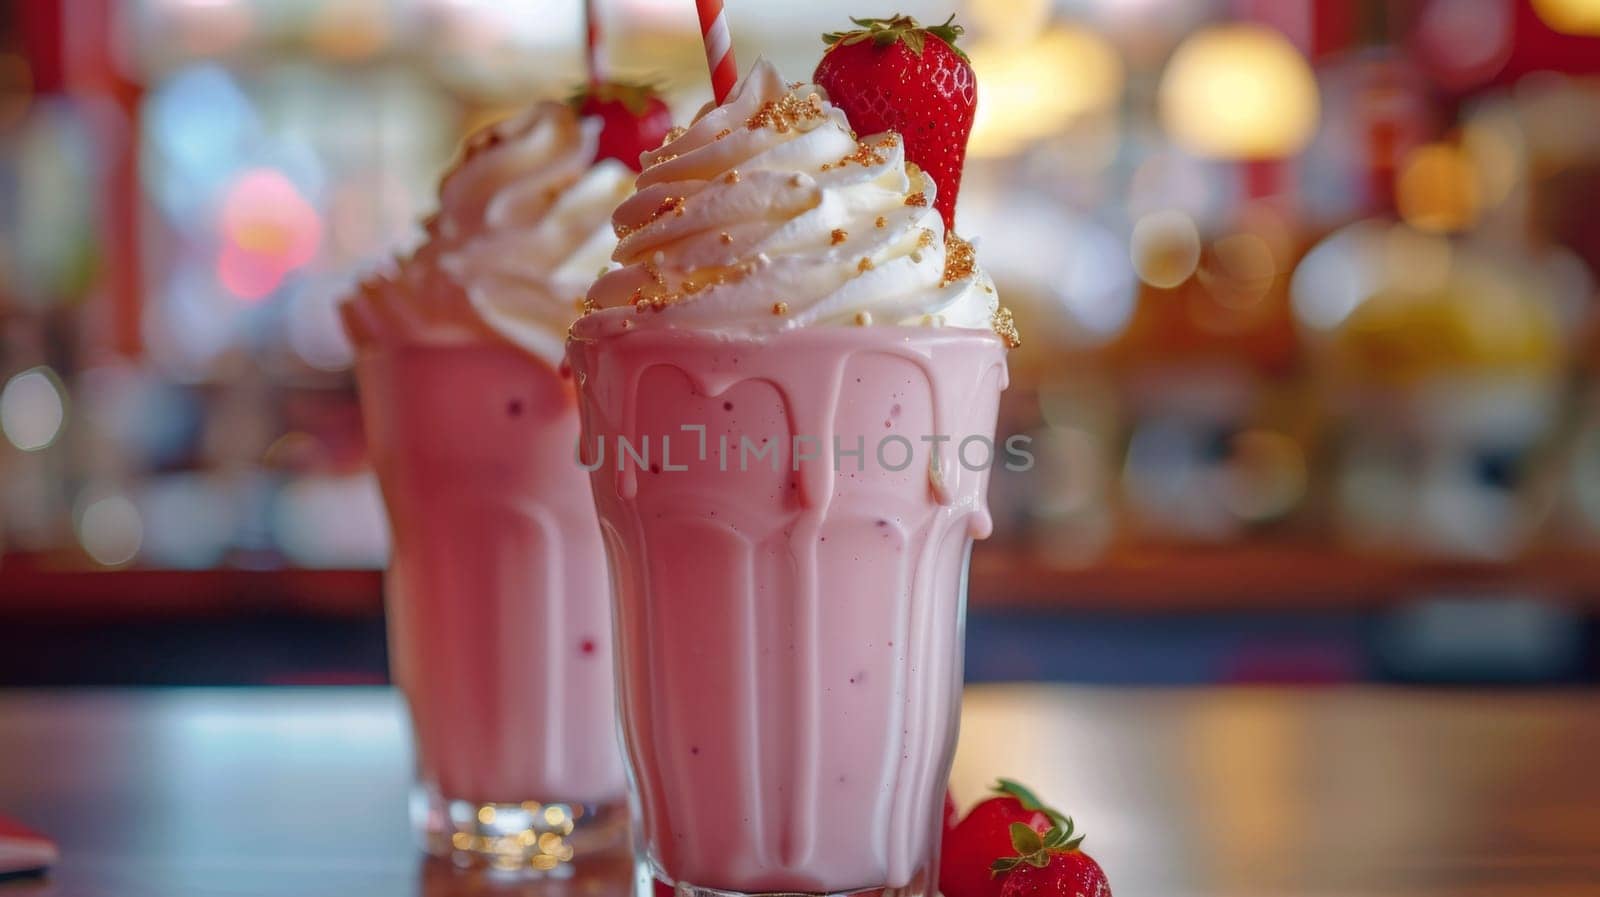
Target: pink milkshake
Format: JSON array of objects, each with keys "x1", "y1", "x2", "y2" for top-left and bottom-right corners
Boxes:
[
  {"x1": 568, "y1": 59, "x2": 1017, "y2": 896},
  {"x1": 341, "y1": 102, "x2": 636, "y2": 870}
]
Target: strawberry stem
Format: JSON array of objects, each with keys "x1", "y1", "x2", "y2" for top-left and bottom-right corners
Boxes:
[
  {"x1": 567, "y1": 79, "x2": 663, "y2": 116},
  {"x1": 821, "y1": 13, "x2": 969, "y2": 62},
  {"x1": 985, "y1": 781, "x2": 1087, "y2": 878}
]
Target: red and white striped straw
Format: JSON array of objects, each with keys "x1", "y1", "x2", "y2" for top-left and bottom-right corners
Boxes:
[
  {"x1": 695, "y1": 0, "x2": 737, "y2": 105},
  {"x1": 584, "y1": 0, "x2": 604, "y2": 86}
]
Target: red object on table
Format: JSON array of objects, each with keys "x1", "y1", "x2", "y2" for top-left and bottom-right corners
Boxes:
[{"x1": 0, "y1": 815, "x2": 57, "y2": 876}]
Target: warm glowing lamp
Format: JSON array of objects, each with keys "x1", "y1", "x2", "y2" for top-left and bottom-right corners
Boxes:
[
  {"x1": 1395, "y1": 143, "x2": 1480, "y2": 233},
  {"x1": 967, "y1": 25, "x2": 1124, "y2": 158},
  {"x1": 1157, "y1": 24, "x2": 1320, "y2": 160},
  {"x1": 1532, "y1": 0, "x2": 1600, "y2": 35}
]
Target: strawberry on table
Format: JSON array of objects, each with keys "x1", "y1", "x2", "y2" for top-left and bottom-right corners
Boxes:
[
  {"x1": 571, "y1": 80, "x2": 673, "y2": 171},
  {"x1": 994, "y1": 817, "x2": 1111, "y2": 897},
  {"x1": 813, "y1": 14, "x2": 977, "y2": 231},
  {"x1": 940, "y1": 780, "x2": 1061, "y2": 897}
]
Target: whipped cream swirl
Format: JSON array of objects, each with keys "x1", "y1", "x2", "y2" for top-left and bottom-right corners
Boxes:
[
  {"x1": 577, "y1": 58, "x2": 1003, "y2": 340},
  {"x1": 342, "y1": 101, "x2": 633, "y2": 366}
]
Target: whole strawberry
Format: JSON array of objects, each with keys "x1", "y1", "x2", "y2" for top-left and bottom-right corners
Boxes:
[
  {"x1": 813, "y1": 14, "x2": 976, "y2": 231},
  {"x1": 571, "y1": 81, "x2": 673, "y2": 172},
  {"x1": 994, "y1": 819, "x2": 1110, "y2": 897},
  {"x1": 940, "y1": 780, "x2": 1060, "y2": 897}
]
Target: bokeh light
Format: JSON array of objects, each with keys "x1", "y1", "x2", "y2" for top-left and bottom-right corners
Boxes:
[
  {"x1": 138, "y1": 475, "x2": 237, "y2": 569},
  {"x1": 1396, "y1": 143, "x2": 1481, "y2": 233},
  {"x1": 1414, "y1": 0, "x2": 1513, "y2": 89},
  {"x1": 145, "y1": 64, "x2": 260, "y2": 220},
  {"x1": 1, "y1": 367, "x2": 67, "y2": 452},
  {"x1": 1532, "y1": 0, "x2": 1600, "y2": 36},
  {"x1": 1158, "y1": 24, "x2": 1320, "y2": 160},
  {"x1": 218, "y1": 167, "x2": 323, "y2": 301},
  {"x1": 1130, "y1": 210, "x2": 1201, "y2": 289},
  {"x1": 968, "y1": 26, "x2": 1124, "y2": 158},
  {"x1": 76, "y1": 492, "x2": 144, "y2": 568},
  {"x1": 272, "y1": 474, "x2": 389, "y2": 568},
  {"x1": 1291, "y1": 221, "x2": 1456, "y2": 333},
  {"x1": 967, "y1": 0, "x2": 1052, "y2": 43}
]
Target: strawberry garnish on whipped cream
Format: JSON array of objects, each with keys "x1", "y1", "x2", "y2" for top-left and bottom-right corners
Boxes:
[{"x1": 576, "y1": 57, "x2": 1018, "y2": 348}]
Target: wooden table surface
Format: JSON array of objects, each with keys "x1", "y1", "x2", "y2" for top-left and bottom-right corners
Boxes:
[{"x1": 0, "y1": 686, "x2": 1596, "y2": 897}]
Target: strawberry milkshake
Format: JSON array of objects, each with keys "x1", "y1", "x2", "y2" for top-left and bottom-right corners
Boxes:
[
  {"x1": 342, "y1": 94, "x2": 666, "y2": 870},
  {"x1": 569, "y1": 27, "x2": 1016, "y2": 897}
]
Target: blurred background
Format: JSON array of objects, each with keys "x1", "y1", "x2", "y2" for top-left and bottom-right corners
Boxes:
[{"x1": 2, "y1": 0, "x2": 1599, "y2": 688}]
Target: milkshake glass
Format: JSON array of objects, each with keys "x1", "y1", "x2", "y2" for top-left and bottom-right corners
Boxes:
[
  {"x1": 341, "y1": 103, "x2": 636, "y2": 869},
  {"x1": 568, "y1": 61, "x2": 1016, "y2": 896}
]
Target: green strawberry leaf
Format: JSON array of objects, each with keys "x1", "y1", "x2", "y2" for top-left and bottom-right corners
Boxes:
[
  {"x1": 818, "y1": 14, "x2": 968, "y2": 61},
  {"x1": 1009, "y1": 822, "x2": 1043, "y2": 856},
  {"x1": 991, "y1": 856, "x2": 1023, "y2": 875},
  {"x1": 566, "y1": 79, "x2": 663, "y2": 115}
]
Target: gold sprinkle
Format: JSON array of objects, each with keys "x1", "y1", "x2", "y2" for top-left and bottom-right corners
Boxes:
[
  {"x1": 905, "y1": 192, "x2": 927, "y2": 207},
  {"x1": 664, "y1": 126, "x2": 687, "y2": 142},
  {"x1": 746, "y1": 93, "x2": 825, "y2": 132},
  {"x1": 719, "y1": 232, "x2": 733, "y2": 244},
  {"x1": 650, "y1": 196, "x2": 686, "y2": 223},
  {"x1": 724, "y1": 170, "x2": 741, "y2": 184},
  {"x1": 941, "y1": 233, "x2": 976, "y2": 285},
  {"x1": 992, "y1": 306, "x2": 1022, "y2": 348},
  {"x1": 772, "y1": 301, "x2": 789, "y2": 315},
  {"x1": 857, "y1": 257, "x2": 874, "y2": 273},
  {"x1": 821, "y1": 163, "x2": 833, "y2": 171},
  {"x1": 833, "y1": 138, "x2": 892, "y2": 169},
  {"x1": 855, "y1": 311, "x2": 872, "y2": 326},
  {"x1": 715, "y1": 128, "x2": 731, "y2": 139},
  {"x1": 875, "y1": 216, "x2": 887, "y2": 229},
  {"x1": 790, "y1": 174, "x2": 804, "y2": 187},
  {"x1": 620, "y1": 318, "x2": 634, "y2": 329},
  {"x1": 917, "y1": 228, "x2": 935, "y2": 249},
  {"x1": 646, "y1": 152, "x2": 679, "y2": 170},
  {"x1": 831, "y1": 228, "x2": 848, "y2": 245}
]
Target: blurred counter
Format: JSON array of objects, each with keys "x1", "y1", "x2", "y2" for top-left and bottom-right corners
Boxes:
[{"x1": 0, "y1": 685, "x2": 1596, "y2": 897}]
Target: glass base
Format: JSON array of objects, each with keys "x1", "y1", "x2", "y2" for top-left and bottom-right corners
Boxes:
[
  {"x1": 649, "y1": 866, "x2": 932, "y2": 897},
  {"x1": 412, "y1": 786, "x2": 628, "y2": 874}
]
